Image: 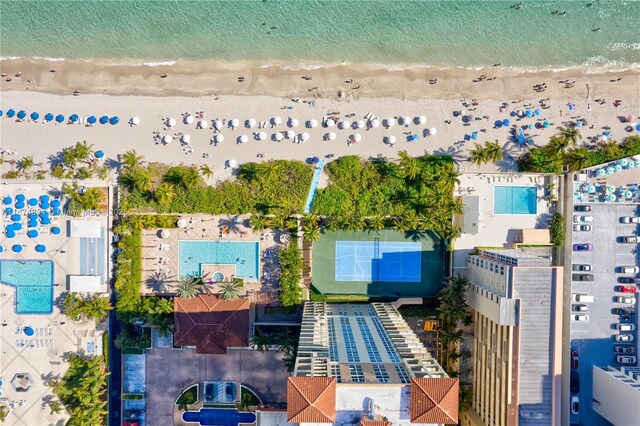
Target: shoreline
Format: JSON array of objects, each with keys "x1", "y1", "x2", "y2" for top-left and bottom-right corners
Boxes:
[{"x1": 2, "y1": 57, "x2": 639, "y2": 100}]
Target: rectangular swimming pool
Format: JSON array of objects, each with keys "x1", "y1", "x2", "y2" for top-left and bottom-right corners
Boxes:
[
  {"x1": 183, "y1": 408, "x2": 256, "y2": 426},
  {"x1": 179, "y1": 241, "x2": 259, "y2": 280},
  {"x1": 0, "y1": 260, "x2": 54, "y2": 314},
  {"x1": 494, "y1": 186, "x2": 538, "y2": 214}
]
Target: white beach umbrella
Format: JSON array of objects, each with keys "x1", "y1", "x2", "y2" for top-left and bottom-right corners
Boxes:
[
  {"x1": 327, "y1": 132, "x2": 337, "y2": 141},
  {"x1": 131, "y1": 116, "x2": 140, "y2": 126},
  {"x1": 338, "y1": 120, "x2": 350, "y2": 130},
  {"x1": 383, "y1": 118, "x2": 395, "y2": 128},
  {"x1": 184, "y1": 115, "x2": 194, "y2": 124},
  {"x1": 402, "y1": 116, "x2": 411, "y2": 125},
  {"x1": 160, "y1": 229, "x2": 171, "y2": 239},
  {"x1": 429, "y1": 127, "x2": 437, "y2": 135},
  {"x1": 286, "y1": 130, "x2": 295, "y2": 139},
  {"x1": 370, "y1": 118, "x2": 380, "y2": 128},
  {"x1": 307, "y1": 119, "x2": 318, "y2": 128},
  {"x1": 198, "y1": 119, "x2": 208, "y2": 129},
  {"x1": 288, "y1": 118, "x2": 299, "y2": 127},
  {"x1": 214, "y1": 134, "x2": 224, "y2": 143},
  {"x1": 417, "y1": 115, "x2": 427, "y2": 125},
  {"x1": 213, "y1": 119, "x2": 223, "y2": 130},
  {"x1": 230, "y1": 118, "x2": 240, "y2": 129},
  {"x1": 182, "y1": 134, "x2": 191, "y2": 144},
  {"x1": 300, "y1": 132, "x2": 310, "y2": 141},
  {"x1": 246, "y1": 118, "x2": 256, "y2": 128},
  {"x1": 167, "y1": 118, "x2": 176, "y2": 127},
  {"x1": 239, "y1": 135, "x2": 249, "y2": 144},
  {"x1": 273, "y1": 132, "x2": 284, "y2": 141},
  {"x1": 353, "y1": 133, "x2": 362, "y2": 142},
  {"x1": 325, "y1": 118, "x2": 335, "y2": 127},
  {"x1": 385, "y1": 135, "x2": 397, "y2": 145},
  {"x1": 354, "y1": 120, "x2": 365, "y2": 129},
  {"x1": 256, "y1": 131, "x2": 267, "y2": 140},
  {"x1": 271, "y1": 116, "x2": 282, "y2": 126},
  {"x1": 177, "y1": 218, "x2": 187, "y2": 228},
  {"x1": 163, "y1": 135, "x2": 173, "y2": 144},
  {"x1": 228, "y1": 159, "x2": 237, "y2": 168}
]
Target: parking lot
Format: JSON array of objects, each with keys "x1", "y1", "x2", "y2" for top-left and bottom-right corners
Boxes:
[{"x1": 569, "y1": 202, "x2": 639, "y2": 426}]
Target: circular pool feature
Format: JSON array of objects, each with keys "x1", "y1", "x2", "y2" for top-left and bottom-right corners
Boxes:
[{"x1": 212, "y1": 271, "x2": 225, "y2": 283}]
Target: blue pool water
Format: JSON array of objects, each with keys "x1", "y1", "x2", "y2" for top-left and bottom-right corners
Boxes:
[
  {"x1": 0, "y1": 260, "x2": 54, "y2": 313},
  {"x1": 494, "y1": 186, "x2": 538, "y2": 215},
  {"x1": 183, "y1": 408, "x2": 256, "y2": 426},
  {"x1": 179, "y1": 241, "x2": 259, "y2": 280},
  {"x1": 304, "y1": 159, "x2": 325, "y2": 213}
]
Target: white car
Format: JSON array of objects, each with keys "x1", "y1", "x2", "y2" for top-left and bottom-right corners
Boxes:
[
  {"x1": 621, "y1": 217, "x2": 640, "y2": 224},
  {"x1": 573, "y1": 215, "x2": 594, "y2": 223},
  {"x1": 616, "y1": 355, "x2": 637, "y2": 364},
  {"x1": 614, "y1": 296, "x2": 636, "y2": 304},
  {"x1": 615, "y1": 334, "x2": 634, "y2": 342},
  {"x1": 620, "y1": 236, "x2": 639, "y2": 244},
  {"x1": 571, "y1": 396, "x2": 579, "y2": 414},
  {"x1": 617, "y1": 323, "x2": 636, "y2": 332},
  {"x1": 619, "y1": 266, "x2": 640, "y2": 274},
  {"x1": 572, "y1": 314, "x2": 589, "y2": 322}
]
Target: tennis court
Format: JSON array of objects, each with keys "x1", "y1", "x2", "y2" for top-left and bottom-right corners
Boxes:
[{"x1": 313, "y1": 229, "x2": 445, "y2": 298}]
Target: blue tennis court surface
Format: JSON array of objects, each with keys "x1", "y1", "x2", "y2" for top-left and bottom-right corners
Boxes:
[{"x1": 335, "y1": 241, "x2": 421, "y2": 282}]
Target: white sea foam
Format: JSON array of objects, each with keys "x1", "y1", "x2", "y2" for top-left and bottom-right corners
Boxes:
[
  {"x1": 0, "y1": 56, "x2": 22, "y2": 61},
  {"x1": 32, "y1": 56, "x2": 66, "y2": 62},
  {"x1": 142, "y1": 61, "x2": 177, "y2": 67}
]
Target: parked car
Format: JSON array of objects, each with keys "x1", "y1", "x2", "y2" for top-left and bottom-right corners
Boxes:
[
  {"x1": 574, "y1": 205, "x2": 591, "y2": 212},
  {"x1": 615, "y1": 334, "x2": 635, "y2": 343},
  {"x1": 573, "y1": 294, "x2": 594, "y2": 303},
  {"x1": 616, "y1": 285, "x2": 638, "y2": 294},
  {"x1": 619, "y1": 277, "x2": 640, "y2": 284},
  {"x1": 571, "y1": 351, "x2": 579, "y2": 369},
  {"x1": 205, "y1": 383, "x2": 214, "y2": 401},
  {"x1": 619, "y1": 266, "x2": 640, "y2": 274},
  {"x1": 571, "y1": 396, "x2": 580, "y2": 414},
  {"x1": 572, "y1": 273, "x2": 594, "y2": 282},
  {"x1": 614, "y1": 307, "x2": 635, "y2": 316},
  {"x1": 573, "y1": 243, "x2": 593, "y2": 251},
  {"x1": 225, "y1": 383, "x2": 236, "y2": 401},
  {"x1": 573, "y1": 264, "x2": 592, "y2": 272},
  {"x1": 573, "y1": 224, "x2": 592, "y2": 232},
  {"x1": 574, "y1": 215, "x2": 594, "y2": 223},
  {"x1": 614, "y1": 296, "x2": 636, "y2": 304},
  {"x1": 617, "y1": 323, "x2": 636, "y2": 332},
  {"x1": 620, "y1": 236, "x2": 639, "y2": 244},
  {"x1": 621, "y1": 217, "x2": 640, "y2": 224},
  {"x1": 570, "y1": 371, "x2": 580, "y2": 393},
  {"x1": 572, "y1": 304, "x2": 588, "y2": 312},
  {"x1": 616, "y1": 355, "x2": 637, "y2": 364},
  {"x1": 614, "y1": 345, "x2": 635, "y2": 354},
  {"x1": 572, "y1": 314, "x2": 589, "y2": 322}
]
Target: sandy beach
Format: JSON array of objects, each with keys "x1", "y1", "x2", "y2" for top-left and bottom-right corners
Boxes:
[{"x1": 1, "y1": 60, "x2": 639, "y2": 182}]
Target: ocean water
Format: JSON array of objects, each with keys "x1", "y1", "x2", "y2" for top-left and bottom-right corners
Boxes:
[{"x1": 1, "y1": 0, "x2": 639, "y2": 69}]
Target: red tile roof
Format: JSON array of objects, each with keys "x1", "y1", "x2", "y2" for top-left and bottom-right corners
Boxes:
[
  {"x1": 173, "y1": 295, "x2": 250, "y2": 354},
  {"x1": 287, "y1": 377, "x2": 336, "y2": 423},
  {"x1": 360, "y1": 419, "x2": 391, "y2": 426},
  {"x1": 410, "y1": 378, "x2": 459, "y2": 424}
]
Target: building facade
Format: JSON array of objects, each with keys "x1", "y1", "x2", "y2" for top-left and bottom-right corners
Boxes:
[
  {"x1": 592, "y1": 365, "x2": 640, "y2": 425},
  {"x1": 461, "y1": 250, "x2": 563, "y2": 426}
]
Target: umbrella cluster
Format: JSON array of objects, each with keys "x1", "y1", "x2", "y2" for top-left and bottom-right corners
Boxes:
[
  {"x1": 1, "y1": 109, "x2": 120, "y2": 125},
  {"x1": 2, "y1": 194, "x2": 63, "y2": 252}
]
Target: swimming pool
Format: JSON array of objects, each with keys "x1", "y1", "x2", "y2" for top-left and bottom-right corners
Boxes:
[
  {"x1": 0, "y1": 260, "x2": 54, "y2": 313},
  {"x1": 182, "y1": 408, "x2": 256, "y2": 426},
  {"x1": 179, "y1": 241, "x2": 259, "y2": 280},
  {"x1": 494, "y1": 186, "x2": 538, "y2": 214}
]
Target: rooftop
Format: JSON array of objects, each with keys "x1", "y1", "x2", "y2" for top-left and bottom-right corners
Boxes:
[
  {"x1": 287, "y1": 377, "x2": 336, "y2": 424},
  {"x1": 410, "y1": 378, "x2": 459, "y2": 424}
]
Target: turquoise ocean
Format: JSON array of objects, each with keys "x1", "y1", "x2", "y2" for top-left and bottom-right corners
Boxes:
[{"x1": 1, "y1": 0, "x2": 639, "y2": 69}]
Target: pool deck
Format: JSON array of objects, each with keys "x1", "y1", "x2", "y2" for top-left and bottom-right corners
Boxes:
[
  {"x1": 140, "y1": 214, "x2": 291, "y2": 303},
  {"x1": 0, "y1": 181, "x2": 111, "y2": 426}
]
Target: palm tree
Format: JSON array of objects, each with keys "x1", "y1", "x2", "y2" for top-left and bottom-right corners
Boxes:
[
  {"x1": 199, "y1": 164, "x2": 214, "y2": 179},
  {"x1": 219, "y1": 281, "x2": 241, "y2": 300},
  {"x1": 565, "y1": 146, "x2": 589, "y2": 172},
  {"x1": 154, "y1": 298, "x2": 174, "y2": 314},
  {"x1": 302, "y1": 221, "x2": 321, "y2": 243},
  {"x1": 441, "y1": 225, "x2": 462, "y2": 250},
  {"x1": 62, "y1": 147, "x2": 78, "y2": 168},
  {"x1": 485, "y1": 140, "x2": 503, "y2": 163},
  {"x1": 449, "y1": 197, "x2": 465, "y2": 216},
  {"x1": 545, "y1": 135, "x2": 570, "y2": 158},
  {"x1": 176, "y1": 278, "x2": 201, "y2": 299},
  {"x1": 133, "y1": 168, "x2": 153, "y2": 192},
  {"x1": 237, "y1": 162, "x2": 260, "y2": 182},
  {"x1": 324, "y1": 217, "x2": 340, "y2": 232},
  {"x1": 155, "y1": 182, "x2": 175, "y2": 206},
  {"x1": 558, "y1": 126, "x2": 581, "y2": 146},
  {"x1": 469, "y1": 143, "x2": 488, "y2": 165},
  {"x1": 598, "y1": 140, "x2": 621, "y2": 158},
  {"x1": 250, "y1": 214, "x2": 268, "y2": 231},
  {"x1": 182, "y1": 167, "x2": 201, "y2": 189},
  {"x1": 19, "y1": 155, "x2": 34, "y2": 173},
  {"x1": 74, "y1": 141, "x2": 94, "y2": 163},
  {"x1": 122, "y1": 149, "x2": 144, "y2": 170},
  {"x1": 82, "y1": 296, "x2": 113, "y2": 322},
  {"x1": 250, "y1": 330, "x2": 271, "y2": 352},
  {"x1": 128, "y1": 215, "x2": 146, "y2": 230},
  {"x1": 366, "y1": 215, "x2": 385, "y2": 232},
  {"x1": 152, "y1": 315, "x2": 174, "y2": 337},
  {"x1": 80, "y1": 187, "x2": 105, "y2": 211},
  {"x1": 392, "y1": 216, "x2": 409, "y2": 233},
  {"x1": 398, "y1": 150, "x2": 420, "y2": 180}
]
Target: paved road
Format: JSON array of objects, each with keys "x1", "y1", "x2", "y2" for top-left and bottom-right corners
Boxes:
[{"x1": 569, "y1": 202, "x2": 639, "y2": 426}]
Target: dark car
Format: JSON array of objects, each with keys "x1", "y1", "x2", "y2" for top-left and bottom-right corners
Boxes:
[
  {"x1": 614, "y1": 307, "x2": 635, "y2": 316},
  {"x1": 571, "y1": 351, "x2": 579, "y2": 369},
  {"x1": 574, "y1": 205, "x2": 592, "y2": 212},
  {"x1": 225, "y1": 383, "x2": 236, "y2": 401},
  {"x1": 573, "y1": 243, "x2": 593, "y2": 251},
  {"x1": 619, "y1": 277, "x2": 640, "y2": 284},
  {"x1": 571, "y1": 371, "x2": 580, "y2": 393},
  {"x1": 573, "y1": 264, "x2": 591, "y2": 272},
  {"x1": 205, "y1": 383, "x2": 214, "y2": 402},
  {"x1": 572, "y1": 273, "x2": 594, "y2": 282},
  {"x1": 573, "y1": 224, "x2": 592, "y2": 232}
]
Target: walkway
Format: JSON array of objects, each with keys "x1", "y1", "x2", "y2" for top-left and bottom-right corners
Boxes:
[{"x1": 304, "y1": 160, "x2": 325, "y2": 213}]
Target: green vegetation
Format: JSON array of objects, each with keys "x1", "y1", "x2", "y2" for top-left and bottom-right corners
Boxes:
[
  {"x1": 469, "y1": 140, "x2": 503, "y2": 165},
  {"x1": 62, "y1": 294, "x2": 113, "y2": 322},
  {"x1": 518, "y1": 133, "x2": 640, "y2": 173},
  {"x1": 437, "y1": 275, "x2": 472, "y2": 377},
  {"x1": 122, "y1": 394, "x2": 144, "y2": 400},
  {"x1": 278, "y1": 239, "x2": 303, "y2": 306},
  {"x1": 114, "y1": 325, "x2": 151, "y2": 351},
  {"x1": 52, "y1": 355, "x2": 109, "y2": 426},
  {"x1": 102, "y1": 331, "x2": 109, "y2": 364},
  {"x1": 62, "y1": 182, "x2": 108, "y2": 215},
  {"x1": 176, "y1": 384, "x2": 199, "y2": 411},
  {"x1": 237, "y1": 387, "x2": 262, "y2": 411},
  {"x1": 251, "y1": 327, "x2": 299, "y2": 371},
  {"x1": 264, "y1": 305, "x2": 298, "y2": 315},
  {"x1": 398, "y1": 302, "x2": 438, "y2": 317},
  {"x1": 550, "y1": 212, "x2": 565, "y2": 247}
]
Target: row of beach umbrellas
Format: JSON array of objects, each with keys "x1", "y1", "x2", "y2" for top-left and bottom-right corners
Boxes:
[
  {"x1": 1, "y1": 109, "x2": 120, "y2": 125},
  {"x1": 0, "y1": 244, "x2": 47, "y2": 253}
]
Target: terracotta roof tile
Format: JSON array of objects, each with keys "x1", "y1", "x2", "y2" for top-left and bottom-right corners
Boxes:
[
  {"x1": 410, "y1": 378, "x2": 459, "y2": 424},
  {"x1": 360, "y1": 419, "x2": 391, "y2": 426},
  {"x1": 173, "y1": 295, "x2": 250, "y2": 354},
  {"x1": 287, "y1": 377, "x2": 336, "y2": 423}
]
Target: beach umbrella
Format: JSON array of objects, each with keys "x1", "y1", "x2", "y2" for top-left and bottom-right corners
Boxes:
[
  {"x1": 40, "y1": 194, "x2": 50, "y2": 202},
  {"x1": 7, "y1": 109, "x2": 15, "y2": 118},
  {"x1": 163, "y1": 135, "x2": 173, "y2": 144},
  {"x1": 245, "y1": 118, "x2": 256, "y2": 128},
  {"x1": 353, "y1": 120, "x2": 364, "y2": 129},
  {"x1": 70, "y1": 114, "x2": 79, "y2": 123},
  {"x1": 325, "y1": 118, "x2": 335, "y2": 127},
  {"x1": 525, "y1": 110, "x2": 533, "y2": 118},
  {"x1": 516, "y1": 110, "x2": 524, "y2": 118},
  {"x1": 588, "y1": 185, "x2": 596, "y2": 193},
  {"x1": 30, "y1": 112, "x2": 39, "y2": 121},
  {"x1": 198, "y1": 119, "x2": 208, "y2": 129},
  {"x1": 51, "y1": 226, "x2": 61, "y2": 235},
  {"x1": 52, "y1": 207, "x2": 61, "y2": 216},
  {"x1": 3, "y1": 196, "x2": 12, "y2": 205},
  {"x1": 230, "y1": 118, "x2": 239, "y2": 129},
  {"x1": 273, "y1": 132, "x2": 283, "y2": 141},
  {"x1": 11, "y1": 214, "x2": 21, "y2": 221},
  {"x1": 271, "y1": 116, "x2": 282, "y2": 126},
  {"x1": 6, "y1": 228, "x2": 16, "y2": 238},
  {"x1": 167, "y1": 117, "x2": 176, "y2": 127},
  {"x1": 12, "y1": 245, "x2": 22, "y2": 253},
  {"x1": 307, "y1": 119, "x2": 318, "y2": 128},
  {"x1": 327, "y1": 132, "x2": 337, "y2": 141},
  {"x1": 625, "y1": 191, "x2": 633, "y2": 199},
  {"x1": 607, "y1": 184, "x2": 616, "y2": 193},
  {"x1": 300, "y1": 132, "x2": 310, "y2": 141},
  {"x1": 353, "y1": 133, "x2": 362, "y2": 142},
  {"x1": 338, "y1": 120, "x2": 350, "y2": 130},
  {"x1": 4, "y1": 207, "x2": 13, "y2": 215},
  {"x1": 471, "y1": 131, "x2": 478, "y2": 140},
  {"x1": 51, "y1": 199, "x2": 61, "y2": 208},
  {"x1": 384, "y1": 118, "x2": 396, "y2": 128},
  {"x1": 401, "y1": 116, "x2": 411, "y2": 126},
  {"x1": 56, "y1": 114, "x2": 65, "y2": 123},
  {"x1": 87, "y1": 115, "x2": 97, "y2": 125},
  {"x1": 110, "y1": 116, "x2": 120, "y2": 125},
  {"x1": 213, "y1": 134, "x2": 224, "y2": 143},
  {"x1": 596, "y1": 168, "x2": 606, "y2": 177},
  {"x1": 239, "y1": 135, "x2": 248, "y2": 144},
  {"x1": 635, "y1": 124, "x2": 640, "y2": 132},
  {"x1": 27, "y1": 230, "x2": 38, "y2": 238},
  {"x1": 615, "y1": 164, "x2": 623, "y2": 172},
  {"x1": 417, "y1": 115, "x2": 427, "y2": 125},
  {"x1": 181, "y1": 134, "x2": 191, "y2": 144},
  {"x1": 534, "y1": 109, "x2": 541, "y2": 116},
  {"x1": 41, "y1": 216, "x2": 51, "y2": 225},
  {"x1": 494, "y1": 120, "x2": 503, "y2": 128},
  {"x1": 0, "y1": 246, "x2": 2, "y2": 252},
  {"x1": 176, "y1": 218, "x2": 187, "y2": 228},
  {"x1": 629, "y1": 161, "x2": 636, "y2": 169},
  {"x1": 29, "y1": 213, "x2": 38, "y2": 220},
  {"x1": 95, "y1": 150, "x2": 104, "y2": 159},
  {"x1": 16, "y1": 194, "x2": 25, "y2": 202},
  {"x1": 576, "y1": 120, "x2": 583, "y2": 128},
  {"x1": 41, "y1": 200, "x2": 50, "y2": 209},
  {"x1": 603, "y1": 131, "x2": 612, "y2": 137},
  {"x1": 28, "y1": 220, "x2": 37, "y2": 227},
  {"x1": 28, "y1": 198, "x2": 38, "y2": 206},
  {"x1": 228, "y1": 159, "x2": 237, "y2": 168},
  {"x1": 17, "y1": 110, "x2": 26, "y2": 120},
  {"x1": 35, "y1": 245, "x2": 46, "y2": 253},
  {"x1": 208, "y1": 119, "x2": 220, "y2": 130},
  {"x1": 385, "y1": 135, "x2": 397, "y2": 145},
  {"x1": 0, "y1": 110, "x2": 2, "y2": 117},
  {"x1": 45, "y1": 113, "x2": 54, "y2": 122},
  {"x1": 99, "y1": 115, "x2": 109, "y2": 124},
  {"x1": 429, "y1": 127, "x2": 437, "y2": 135},
  {"x1": 502, "y1": 118, "x2": 510, "y2": 127},
  {"x1": 256, "y1": 132, "x2": 267, "y2": 140},
  {"x1": 131, "y1": 116, "x2": 140, "y2": 125},
  {"x1": 285, "y1": 130, "x2": 295, "y2": 139},
  {"x1": 370, "y1": 118, "x2": 380, "y2": 128},
  {"x1": 288, "y1": 118, "x2": 299, "y2": 127},
  {"x1": 543, "y1": 120, "x2": 550, "y2": 128},
  {"x1": 15, "y1": 201, "x2": 25, "y2": 209},
  {"x1": 606, "y1": 166, "x2": 615, "y2": 175},
  {"x1": 627, "y1": 115, "x2": 635, "y2": 123}
]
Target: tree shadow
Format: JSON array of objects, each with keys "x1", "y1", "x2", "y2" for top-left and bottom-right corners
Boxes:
[
  {"x1": 104, "y1": 157, "x2": 121, "y2": 171},
  {"x1": 433, "y1": 147, "x2": 466, "y2": 165},
  {"x1": 145, "y1": 270, "x2": 175, "y2": 293},
  {"x1": 47, "y1": 152, "x2": 65, "y2": 169},
  {"x1": 218, "y1": 215, "x2": 244, "y2": 234}
]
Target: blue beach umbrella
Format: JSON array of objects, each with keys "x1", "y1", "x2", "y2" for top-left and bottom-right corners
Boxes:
[
  {"x1": 16, "y1": 194, "x2": 25, "y2": 202},
  {"x1": 41, "y1": 217, "x2": 51, "y2": 225},
  {"x1": 4, "y1": 207, "x2": 13, "y2": 215},
  {"x1": 606, "y1": 166, "x2": 615, "y2": 175},
  {"x1": 11, "y1": 214, "x2": 21, "y2": 221},
  {"x1": 41, "y1": 200, "x2": 50, "y2": 209},
  {"x1": 12, "y1": 245, "x2": 22, "y2": 253},
  {"x1": 629, "y1": 161, "x2": 636, "y2": 169},
  {"x1": 52, "y1": 207, "x2": 61, "y2": 216},
  {"x1": 40, "y1": 194, "x2": 50, "y2": 202},
  {"x1": 615, "y1": 164, "x2": 623, "y2": 172},
  {"x1": 636, "y1": 124, "x2": 640, "y2": 131},
  {"x1": 28, "y1": 220, "x2": 37, "y2": 228},
  {"x1": 51, "y1": 226, "x2": 61, "y2": 235},
  {"x1": 35, "y1": 244, "x2": 46, "y2": 253},
  {"x1": 45, "y1": 112, "x2": 54, "y2": 121},
  {"x1": 502, "y1": 119, "x2": 510, "y2": 127},
  {"x1": 95, "y1": 150, "x2": 104, "y2": 159},
  {"x1": 3, "y1": 196, "x2": 12, "y2": 205},
  {"x1": 0, "y1": 246, "x2": 2, "y2": 252},
  {"x1": 51, "y1": 199, "x2": 61, "y2": 208},
  {"x1": 596, "y1": 168, "x2": 605, "y2": 177},
  {"x1": 23, "y1": 327, "x2": 34, "y2": 336},
  {"x1": 0, "y1": 110, "x2": 2, "y2": 117},
  {"x1": 30, "y1": 112, "x2": 39, "y2": 121},
  {"x1": 543, "y1": 120, "x2": 550, "y2": 128},
  {"x1": 27, "y1": 229, "x2": 39, "y2": 238},
  {"x1": 99, "y1": 115, "x2": 109, "y2": 124},
  {"x1": 17, "y1": 110, "x2": 26, "y2": 119},
  {"x1": 88, "y1": 115, "x2": 97, "y2": 125},
  {"x1": 15, "y1": 201, "x2": 25, "y2": 209},
  {"x1": 576, "y1": 120, "x2": 583, "y2": 128},
  {"x1": 7, "y1": 109, "x2": 15, "y2": 118},
  {"x1": 494, "y1": 120, "x2": 502, "y2": 128},
  {"x1": 28, "y1": 198, "x2": 38, "y2": 206},
  {"x1": 56, "y1": 114, "x2": 65, "y2": 123},
  {"x1": 471, "y1": 131, "x2": 478, "y2": 140},
  {"x1": 6, "y1": 230, "x2": 15, "y2": 238},
  {"x1": 70, "y1": 114, "x2": 79, "y2": 123},
  {"x1": 110, "y1": 116, "x2": 120, "y2": 125},
  {"x1": 13, "y1": 223, "x2": 22, "y2": 231},
  {"x1": 525, "y1": 110, "x2": 533, "y2": 118},
  {"x1": 534, "y1": 109, "x2": 541, "y2": 116},
  {"x1": 28, "y1": 212, "x2": 38, "y2": 220}
]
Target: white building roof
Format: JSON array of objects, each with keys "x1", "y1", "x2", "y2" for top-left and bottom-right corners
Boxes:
[
  {"x1": 69, "y1": 275, "x2": 105, "y2": 293},
  {"x1": 69, "y1": 220, "x2": 102, "y2": 238}
]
